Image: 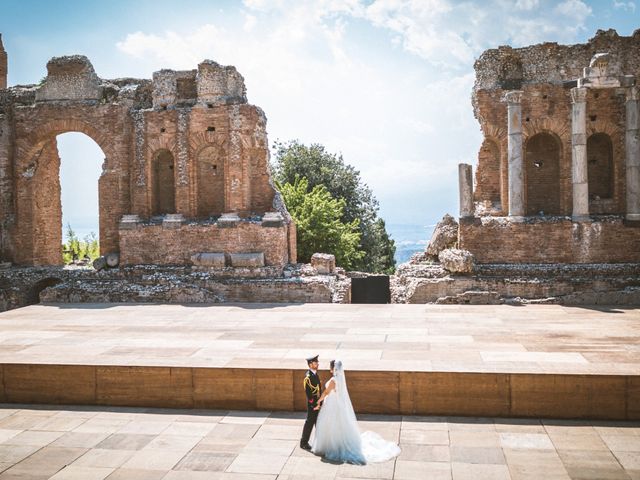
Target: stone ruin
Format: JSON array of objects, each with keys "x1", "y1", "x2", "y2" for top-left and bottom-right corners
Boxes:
[
  {"x1": 0, "y1": 39, "x2": 295, "y2": 268},
  {"x1": 0, "y1": 35, "x2": 353, "y2": 310},
  {"x1": 394, "y1": 30, "x2": 640, "y2": 305}
]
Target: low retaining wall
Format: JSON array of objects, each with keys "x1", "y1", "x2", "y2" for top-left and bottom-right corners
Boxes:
[{"x1": 0, "y1": 364, "x2": 637, "y2": 420}]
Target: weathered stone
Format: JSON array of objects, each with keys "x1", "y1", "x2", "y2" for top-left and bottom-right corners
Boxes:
[
  {"x1": 162, "y1": 213, "x2": 185, "y2": 229},
  {"x1": 0, "y1": 265, "x2": 352, "y2": 312},
  {"x1": 0, "y1": 42, "x2": 295, "y2": 267},
  {"x1": 93, "y1": 256, "x2": 107, "y2": 272},
  {"x1": 105, "y1": 253, "x2": 120, "y2": 268},
  {"x1": 229, "y1": 252, "x2": 264, "y2": 268},
  {"x1": 458, "y1": 163, "x2": 474, "y2": 218},
  {"x1": 261, "y1": 211, "x2": 284, "y2": 227},
  {"x1": 191, "y1": 252, "x2": 226, "y2": 268},
  {"x1": 311, "y1": 253, "x2": 336, "y2": 275},
  {"x1": 217, "y1": 213, "x2": 240, "y2": 228},
  {"x1": 426, "y1": 214, "x2": 458, "y2": 257},
  {"x1": 119, "y1": 215, "x2": 141, "y2": 230},
  {"x1": 438, "y1": 248, "x2": 475, "y2": 274},
  {"x1": 0, "y1": 34, "x2": 7, "y2": 90},
  {"x1": 464, "y1": 29, "x2": 640, "y2": 264}
]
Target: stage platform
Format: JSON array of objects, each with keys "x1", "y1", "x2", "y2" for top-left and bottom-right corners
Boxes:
[{"x1": 0, "y1": 303, "x2": 638, "y2": 420}]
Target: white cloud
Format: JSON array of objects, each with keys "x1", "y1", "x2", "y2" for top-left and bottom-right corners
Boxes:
[
  {"x1": 613, "y1": 0, "x2": 636, "y2": 12},
  {"x1": 114, "y1": 0, "x2": 593, "y2": 224}
]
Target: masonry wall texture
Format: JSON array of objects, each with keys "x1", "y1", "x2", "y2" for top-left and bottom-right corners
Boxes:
[
  {"x1": 394, "y1": 30, "x2": 640, "y2": 305},
  {"x1": 0, "y1": 51, "x2": 295, "y2": 267}
]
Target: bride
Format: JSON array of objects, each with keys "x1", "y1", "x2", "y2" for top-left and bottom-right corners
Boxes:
[{"x1": 311, "y1": 360, "x2": 401, "y2": 464}]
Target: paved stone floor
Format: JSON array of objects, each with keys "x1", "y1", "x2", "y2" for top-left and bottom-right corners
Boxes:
[
  {"x1": 0, "y1": 404, "x2": 638, "y2": 479},
  {"x1": 0, "y1": 304, "x2": 638, "y2": 374}
]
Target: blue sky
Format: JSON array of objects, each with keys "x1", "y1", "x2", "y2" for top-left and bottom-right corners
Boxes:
[{"x1": 1, "y1": 0, "x2": 638, "y2": 238}]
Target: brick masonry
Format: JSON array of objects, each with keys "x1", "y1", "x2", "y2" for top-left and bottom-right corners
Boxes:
[
  {"x1": 0, "y1": 53, "x2": 294, "y2": 266},
  {"x1": 463, "y1": 29, "x2": 640, "y2": 262}
]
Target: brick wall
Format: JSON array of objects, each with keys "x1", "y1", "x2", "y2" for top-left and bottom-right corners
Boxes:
[
  {"x1": 472, "y1": 31, "x2": 634, "y2": 219},
  {"x1": 119, "y1": 222, "x2": 291, "y2": 266},
  {"x1": 459, "y1": 217, "x2": 640, "y2": 263},
  {"x1": 0, "y1": 56, "x2": 291, "y2": 266}
]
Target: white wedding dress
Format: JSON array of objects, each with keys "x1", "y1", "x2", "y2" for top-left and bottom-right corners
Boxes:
[{"x1": 311, "y1": 361, "x2": 401, "y2": 465}]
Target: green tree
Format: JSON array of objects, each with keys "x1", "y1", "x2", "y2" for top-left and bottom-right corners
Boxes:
[
  {"x1": 62, "y1": 224, "x2": 100, "y2": 264},
  {"x1": 272, "y1": 140, "x2": 396, "y2": 273},
  {"x1": 278, "y1": 177, "x2": 364, "y2": 270}
]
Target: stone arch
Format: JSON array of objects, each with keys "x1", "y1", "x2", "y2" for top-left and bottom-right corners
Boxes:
[
  {"x1": 474, "y1": 138, "x2": 501, "y2": 204},
  {"x1": 27, "y1": 277, "x2": 62, "y2": 305},
  {"x1": 151, "y1": 149, "x2": 176, "y2": 215},
  {"x1": 196, "y1": 144, "x2": 225, "y2": 217},
  {"x1": 14, "y1": 118, "x2": 121, "y2": 265},
  {"x1": 17, "y1": 118, "x2": 118, "y2": 170},
  {"x1": 587, "y1": 133, "x2": 613, "y2": 201},
  {"x1": 524, "y1": 132, "x2": 562, "y2": 216}
]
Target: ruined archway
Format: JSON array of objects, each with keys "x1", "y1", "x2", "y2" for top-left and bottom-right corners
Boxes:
[
  {"x1": 525, "y1": 132, "x2": 561, "y2": 216},
  {"x1": 1, "y1": 54, "x2": 294, "y2": 267},
  {"x1": 14, "y1": 118, "x2": 122, "y2": 266},
  {"x1": 58, "y1": 132, "x2": 102, "y2": 262}
]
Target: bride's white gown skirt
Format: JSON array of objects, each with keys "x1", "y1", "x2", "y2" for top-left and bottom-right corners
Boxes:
[{"x1": 312, "y1": 390, "x2": 400, "y2": 465}]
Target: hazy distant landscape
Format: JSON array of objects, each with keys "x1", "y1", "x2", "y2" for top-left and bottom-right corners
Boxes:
[{"x1": 66, "y1": 222, "x2": 435, "y2": 267}]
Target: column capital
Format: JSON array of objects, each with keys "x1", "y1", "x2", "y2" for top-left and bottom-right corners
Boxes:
[
  {"x1": 570, "y1": 87, "x2": 588, "y2": 104},
  {"x1": 502, "y1": 90, "x2": 523, "y2": 105},
  {"x1": 626, "y1": 86, "x2": 639, "y2": 102}
]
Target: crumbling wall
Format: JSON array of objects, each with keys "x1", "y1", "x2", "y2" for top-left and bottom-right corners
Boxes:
[
  {"x1": 471, "y1": 29, "x2": 638, "y2": 218},
  {"x1": 0, "y1": 54, "x2": 292, "y2": 267}
]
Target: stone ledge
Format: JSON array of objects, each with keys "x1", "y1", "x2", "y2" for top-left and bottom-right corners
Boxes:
[{"x1": 0, "y1": 363, "x2": 636, "y2": 420}]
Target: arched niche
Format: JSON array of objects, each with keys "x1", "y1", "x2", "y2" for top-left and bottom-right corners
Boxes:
[
  {"x1": 587, "y1": 133, "x2": 614, "y2": 201},
  {"x1": 197, "y1": 145, "x2": 225, "y2": 217},
  {"x1": 524, "y1": 132, "x2": 561, "y2": 216},
  {"x1": 151, "y1": 149, "x2": 175, "y2": 215}
]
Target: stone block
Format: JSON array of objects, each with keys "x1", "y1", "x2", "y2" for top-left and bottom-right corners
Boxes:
[
  {"x1": 229, "y1": 252, "x2": 265, "y2": 268},
  {"x1": 119, "y1": 215, "x2": 141, "y2": 230},
  {"x1": 193, "y1": 368, "x2": 256, "y2": 410},
  {"x1": 438, "y1": 248, "x2": 475, "y2": 274},
  {"x1": 105, "y1": 253, "x2": 120, "y2": 268},
  {"x1": 3, "y1": 364, "x2": 96, "y2": 404},
  {"x1": 191, "y1": 252, "x2": 226, "y2": 268},
  {"x1": 36, "y1": 55, "x2": 102, "y2": 102},
  {"x1": 197, "y1": 60, "x2": 247, "y2": 106},
  {"x1": 96, "y1": 366, "x2": 193, "y2": 409},
  {"x1": 92, "y1": 256, "x2": 107, "y2": 271},
  {"x1": 510, "y1": 374, "x2": 627, "y2": 420},
  {"x1": 311, "y1": 253, "x2": 336, "y2": 274},
  {"x1": 261, "y1": 211, "x2": 284, "y2": 227},
  {"x1": 426, "y1": 214, "x2": 458, "y2": 257},
  {"x1": 400, "y1": 372, "x2": 511, "y2": 417},
  {"x1": 162, "y1": 213, "x2": 185, "y2": 229},
  {"x1": 218, "y1": 213, "x2": 241, "y2": 228},
  {"x1": 348, "y1": 370, "x2": 400, "y2": 414}
]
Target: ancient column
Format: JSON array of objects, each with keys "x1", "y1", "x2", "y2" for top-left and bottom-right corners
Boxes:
[
  {"x1": 0, "y1": 34, "x2": 7, "y2": 90},
  {"x1": 458, "y1": 163, "x2": 474, "y2": 218},
  {"x1": 626, "y1": 86, "x2": 640, "y2": 222},
  {"x1": 504, "y1": 91, "x2": 524, "y2": 218},
  {"x1": 571, "y1": 87, "x2": 589, "y2": 221}
]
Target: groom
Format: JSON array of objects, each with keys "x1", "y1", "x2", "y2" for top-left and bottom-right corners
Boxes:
[{"x1": 300, "y1": 354, "x2": 322, "y2": 450}]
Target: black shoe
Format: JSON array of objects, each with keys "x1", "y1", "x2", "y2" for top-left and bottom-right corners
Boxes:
[{"x1": 300, "y1": 443, "x2": 312, "y2": 451}]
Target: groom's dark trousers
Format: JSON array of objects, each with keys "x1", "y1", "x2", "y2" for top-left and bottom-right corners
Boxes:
[
  {"x1": 300, "y1": 369, "x2": 322, "y2": 447},
  {"x1": 301, "y1": 405, "x2": 319, "y2": 446}
]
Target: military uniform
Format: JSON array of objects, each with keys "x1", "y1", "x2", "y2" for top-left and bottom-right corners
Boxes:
[{"x1": 300, "y1": 359, "x2": 322, "y2": 449}]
